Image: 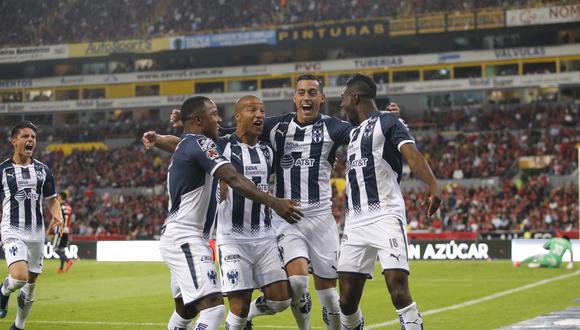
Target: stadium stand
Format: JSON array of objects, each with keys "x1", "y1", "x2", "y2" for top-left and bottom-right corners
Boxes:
[{"x1": 0, "y1": 0, "x2": 564, "y2": 47}]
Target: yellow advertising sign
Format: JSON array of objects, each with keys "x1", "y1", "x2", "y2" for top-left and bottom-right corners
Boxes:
[
  {"x1": 68, "y1": 37, "x2": 170, "y2": 58},
  {"x1": 418, "y1": 15, "x2": 445, "y2": 34},
  {"x1": 477, "y1": 10, "x2": 505, "y2": 29},
  {"x1": 46, "y1": 142, "x2": 109, "y2": 156},
  {"x1": 447, "y1": 12, "x2": 476, "y2": 31},
  {"x1": 389, "y1": 18, "x2": 416, "y2": 36}
]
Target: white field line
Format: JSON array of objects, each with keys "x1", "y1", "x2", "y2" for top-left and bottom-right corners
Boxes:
[
  {"x1": 366, "y1": 270, "x2": 580, "y2": 329},
  {"x1": 1, "y1": 271, "x2": 577, "y2": 329}
]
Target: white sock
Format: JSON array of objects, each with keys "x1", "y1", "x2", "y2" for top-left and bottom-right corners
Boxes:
[
  {"x1": 193, "y1": 305, "x2": 225, "y2": 330},
  {"x1": 288, "y1": 275, "x2": 311, "y2": 330},
  {"x1": 396, "y1": 301, "x2": 423, "y2": 330},
  {"x1": 1, "y1": 276, "x2": 26, "y2": 296},
  {"x1": 248, "y1": 296, "x2": 291, "y2": 320},
  {"x1": 168, "y1": 310, "x2": 193, "y2": 330},
  {"x1": 340, "y1": 308, "x2": 364, "y2": 330},
  {"x1": 317, "y1": 288, "x2": 340, "y2": 330},
  {"x1": 225, "y1": 311, "x2": 246, "y2": 330},
  {"x1": 14, "y1": 283, "x2": 35, "y2": 329}
]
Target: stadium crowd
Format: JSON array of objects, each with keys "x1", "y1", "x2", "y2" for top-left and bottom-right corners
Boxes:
[
  {"x1": 403, "y1": 175, "x2": 577, "y2": 233},
  {"x1": 1, "y1": 100, "x2": 578, "y2": 238},
  {"x1": 0, "y1": 0, "x2": 558, "y2": 47}
]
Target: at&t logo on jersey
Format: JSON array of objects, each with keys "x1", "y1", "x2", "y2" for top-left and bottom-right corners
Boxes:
[
  {"x1": 346, "y1": 158, "x2": 368, "y2": 171},
  {"x1": 14, "y1": 190, "x2": 39, "y2": 202},
  {"x1": 280, "y1": 154, "x2": 316, "y2": 169}
]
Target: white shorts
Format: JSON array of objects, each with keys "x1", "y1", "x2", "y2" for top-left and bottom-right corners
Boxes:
[
  {"x1": 338, "y1": 217, "x2": 410, "y2": 277},
  {"x1": 159, "y1": 235, "x2": 221, "y2": 305},
  {"x1": 218, "y1": 238, "x2": 287, "y2": 294},
  {"x1": 2, "y1": 239, "x2": 44, "y2": 274},
  {"x1": 274, "y1": 213, "x2": 339, "y2": 279}
]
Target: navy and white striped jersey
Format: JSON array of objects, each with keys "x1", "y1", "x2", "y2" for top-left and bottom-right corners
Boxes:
[
  {"x1": 263, "y1": 113, "x2": 352, "y2": 217},
  {"x1": 215, "y1": 134, "x2": 274, "y2": 243},
  {"x1": 164, "y1": 134, "x2": 229, "y2": 240},
  {"x1": 0, "y1": 158, "x2": 57, "y2": 242},
  {"x1": 345, "y1": 112, "x2": 415, "y2": 228}
]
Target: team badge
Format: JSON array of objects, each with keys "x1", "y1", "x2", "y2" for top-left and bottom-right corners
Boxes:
[
  {"x1": 363, "y1": 118, "x2": 377, "y2": 139},
  {"x1": 226, "y1": 269, "x2": 239, "y2": 284},
  {"x1": 207, "y1": 270, "x2": 217, "y2": 285},
  {"x1": 312, "y1": 126, "x2": 323, "y2": 143},
  {"x1": 9, "y1": 246, "x2": 18, "y2": 256}
]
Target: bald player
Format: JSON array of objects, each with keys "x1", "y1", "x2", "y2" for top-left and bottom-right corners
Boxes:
[{"x1": 143, "y1": 96, "x2": 292, "y2": 330}]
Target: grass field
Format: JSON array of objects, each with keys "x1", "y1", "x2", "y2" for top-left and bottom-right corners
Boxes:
[{"x1": 0, "y1": 259, "x2": 578, "y2": 329}]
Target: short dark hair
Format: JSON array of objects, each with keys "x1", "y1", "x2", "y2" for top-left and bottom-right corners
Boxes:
[
  {"x1": 296, "y1": 74, "x2": 324, "y2": 93},
  {"x1": 346, "y1": 73, "x2": 377, "y2": 99},
  {"x1": 181, "y1": 96, "x2": 212, "y2": 121},
  {"x1": 11, "y1": 121, "x2": 38, "y2": 138},
  {"x1": 58, "y1": 192, "x2": 67, "y2": 200}
]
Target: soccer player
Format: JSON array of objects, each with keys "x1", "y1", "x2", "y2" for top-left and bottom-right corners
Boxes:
[
  {"x1": 337, "y1": 74, "x2": 440, "y2": 330},
  {"x1": 162, "y1": 75, "x2": 353, "y2": 330},
  {"x1": 0, "y1": 121, "x2": 64, "y2": 330},
  {"x1": 144, "y1": 95, "x2": 293, "y2": 329},
  {"x1": 263, "y1": 74, "x2": 353, "y2": 330},
  {"x1": 154, "y1": 96, "x2": 301, "y2": 330},
  {"x1": 216, "y1": 95, "x2": 292, "y2": 329},
  {"x1": 516, "y1": 236, "x2": 574, "y2": 269},
  {"x1": 53, "y1": 192, "x2": 74, "y2": 273}
]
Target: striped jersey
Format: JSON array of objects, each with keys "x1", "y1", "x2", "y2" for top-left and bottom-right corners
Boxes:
[
  {"x1": 345, "y1": 111, "x2": 415, "y2": 229},
  {"x1": 164, "y1": 133, "x2": 229, "y2": 240},
  {"x1": 60, "y1": 202, "x2": 73, "y2": 234},
  {"x1": 264, "y1": 113, "x2": 352, "y2": 217},
  {"x1": 215, "y1": 134, "x2": 274, "y2": 243},
  {"x1": 0, "y1": 158, "x2": 57, "y2": 242}
]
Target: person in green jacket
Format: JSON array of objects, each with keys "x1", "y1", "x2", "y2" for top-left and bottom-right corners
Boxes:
[{"x1": 516, "y1": 236, "x2": 574, "y2": 269}]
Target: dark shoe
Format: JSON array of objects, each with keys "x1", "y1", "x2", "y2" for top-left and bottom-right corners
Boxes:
[
  {"x1": 10, "y1": 323, "x2": 24, "y2": 330},
  {"x1": 0, "y1": 293, "x2": 9, "y2": 318}
]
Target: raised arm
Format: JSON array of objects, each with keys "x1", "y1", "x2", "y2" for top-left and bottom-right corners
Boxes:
[
  {"x1": 400, "y1": 143, "x2": 440, "y2": 217},
  {"x1": 214, "y1": 164, "x2": 303, "y2": 223},
  {"x1": 142, "y1": 131, "x2": 181, "y2": 153}
]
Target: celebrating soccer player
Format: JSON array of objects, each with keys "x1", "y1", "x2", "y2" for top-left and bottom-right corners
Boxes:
[
  {"x1": 0, "y1": 121, "x2": 64, "y2": 330},
  {"x1": 337, "y1": 74, "x2": 440, "y2": 330},
  {"x1": 150, "y1": 96, "x2": 301, "y2": 330}
]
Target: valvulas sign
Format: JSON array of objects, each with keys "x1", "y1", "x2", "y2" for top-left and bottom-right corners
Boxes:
[{"x1": 277, "y1": 19, "x2": 389, "y2": 43}]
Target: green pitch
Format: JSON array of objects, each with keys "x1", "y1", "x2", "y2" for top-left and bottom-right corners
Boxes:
[{"x1": 0, "y1": 260, "x2": 578, "y2": 329}]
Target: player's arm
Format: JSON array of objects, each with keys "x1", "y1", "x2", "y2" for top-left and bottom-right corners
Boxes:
[
  {"x1": 567, "y1": 244, "x2": 574, "y2": 269},
  {"x1": 42, "y1": 166, "x2": 63, "y2": 233},
  {"x1": 401, "y1": 143, "x2": 441, "y2": 217},
  {"x1": 45, "y1": 197, "x2": 64, "y2": 234},
  {"x1": 543, "y1": 240, "x2": 551, "y2": 250},
  {"x1": 142, "y1": 131, "x2": 180, "y2": 153},
  {"x1": 214, "y1": 164, "x2": 303, "y2": 223},
  {"x1": 327, "y1": 117, "x2": 353, "y2": 146}
]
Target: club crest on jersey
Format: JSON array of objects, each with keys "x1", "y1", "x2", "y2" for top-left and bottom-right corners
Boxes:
[
  {"x1": 207, "y1": 270, "x2": 217, "y2": 285},
  {"x1": 363, "y1": 118, "x2": 377, "y2": 139},
  {"x1": 312, "y1": 126, "x2": 323, "y2": 143},
  {"x1": 8, "y1": 246, "x2": 18, "y2": 256},
  {"x1": 226, "y1": 269, "x2": 239, "y2": 284}
]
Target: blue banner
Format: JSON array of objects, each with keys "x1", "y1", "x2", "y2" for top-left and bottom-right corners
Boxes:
[{"x1": 171, "y1": 30, "x2": 276, "y2": 49}]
